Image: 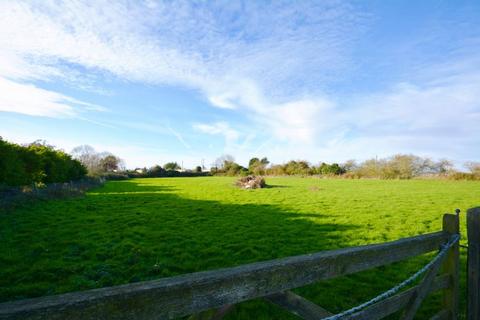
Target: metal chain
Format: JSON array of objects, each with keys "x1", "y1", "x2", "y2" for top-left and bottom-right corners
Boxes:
[{"x1": 323, "y1": 234, "x2": 460, "y2": 320}]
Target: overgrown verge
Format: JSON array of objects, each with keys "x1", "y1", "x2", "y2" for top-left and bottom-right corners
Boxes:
[{"x1": 0, "y1": 177, "x2": 104, "y2": 212}]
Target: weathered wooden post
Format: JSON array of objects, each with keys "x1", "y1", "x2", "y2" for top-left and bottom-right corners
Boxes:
[
  {"x1": 443, "y1": 212, "x2": 460, "y2": 320},
  {"x1": 468, "y1": 207, "x2": 480, "y2": 320}
]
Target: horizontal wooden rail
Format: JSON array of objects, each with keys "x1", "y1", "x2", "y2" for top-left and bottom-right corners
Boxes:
[
  {"x1": 430, "y1": 309, "x2": 450, "y2": 320},
  {"x1": 0, "y1": 231, "x2": 449, "y2": 320},
  {"x1": 265, "y1": 290, "x2": 333, "y2": 318},
  {"x1": 342, "y1": 274, "x2": 451, "y2": 320}
]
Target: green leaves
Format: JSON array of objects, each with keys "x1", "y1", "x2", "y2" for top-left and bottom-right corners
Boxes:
[{"x1": 0, "y1": 138, "x2": 87, "y2": 186}]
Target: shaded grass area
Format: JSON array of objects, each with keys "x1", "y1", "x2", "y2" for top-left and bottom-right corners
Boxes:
[{"x1": 1, "y1": 177, "x2": 479, "y2": 318}]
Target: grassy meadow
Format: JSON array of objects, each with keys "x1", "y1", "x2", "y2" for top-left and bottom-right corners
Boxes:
[{"x1": 1, "y1": 177, "x2": 479, "y2": 318}]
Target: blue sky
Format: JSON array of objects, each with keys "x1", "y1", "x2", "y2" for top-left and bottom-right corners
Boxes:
[{"x1": 1, "y1": 1, "x2": 479, "y2": 169}]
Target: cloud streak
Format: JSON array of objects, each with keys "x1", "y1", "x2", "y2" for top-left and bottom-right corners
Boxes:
[
  {"x1": 193, "y1": 122, "x2": 240, "y2": 149},
  {"x1": 0, "y1": 77, "x2": 77, "y2": 118},
  {"x1": 0, "y1": 1, "x2": 363, "y2": 135}
]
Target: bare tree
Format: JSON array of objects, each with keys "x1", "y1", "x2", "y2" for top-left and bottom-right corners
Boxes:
[
  {"x1": 214, "y1": 154, "x2": 235, "y2": 170},
  {"x1": 465, "y1": 162, "x2": 480, "y2": 175},
  {"x1": 435, "y1": 159, "x2": 454, "y2": 174},
  {"x1": 100, "y1": 155, "x2": 122, "y2": 172},
  {"x1": 342, "y1": 159, "x2": 358, "y2": 172},
  {"x1": 71, "y1": 146, "x2": 124, "y2": 174},
  {"x1": 71, "y1": 145, "x2": 101, "y2": 173}
]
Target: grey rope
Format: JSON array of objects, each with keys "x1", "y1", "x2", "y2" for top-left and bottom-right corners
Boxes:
[{"x1": 324, "y1": 233, "x2": 460, "y2": 320}]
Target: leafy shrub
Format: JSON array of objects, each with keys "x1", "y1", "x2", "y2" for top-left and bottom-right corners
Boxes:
[
  {"x1": 248, "y1": 157, "x2": 269, "y2": 175},
  {"x1": 0, "y1": 138, "x2": 87, "y2": 186},
  {"x1": 315, "y1": 162, "x2": 346, "y2": 175},
  {"x1": 211, "y1": 158, "x2": 248, "y2": 176},
  {"x1": 266, "y1": 164, "x2": 286, "y2": 176},
  {"x1": 163, "y1": 162, "x2": 181, "y2": 171},
  {"x1": 283, "y1": 160, "x2": 311, "y2": 175}
]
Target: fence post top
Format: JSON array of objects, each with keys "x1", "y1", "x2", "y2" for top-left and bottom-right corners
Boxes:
[
  {"x1": 467, "y1": 207, "x2": 480, "y2": 215},
  {"x1": 443, "y1": 213, "x2": 460, "y2": 235}
]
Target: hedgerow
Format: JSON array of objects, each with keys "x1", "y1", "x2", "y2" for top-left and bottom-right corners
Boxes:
[{"x1": 0, "y1": 138, "x2": 87, "y2": 187}]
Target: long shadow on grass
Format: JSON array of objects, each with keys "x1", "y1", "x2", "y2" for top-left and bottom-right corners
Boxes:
[
  {"x1": 86, "y1": 180, "x2": 360, "y2": 272},
  {"x1": 1, "y1": 179, "x2": 358, "y2": 292},
  {"x1": 0, "y1": 179, "x2": 445, "y2": 319},
  {"x1": 263, "y1": 184, "x2": 290, "y2": 188}
]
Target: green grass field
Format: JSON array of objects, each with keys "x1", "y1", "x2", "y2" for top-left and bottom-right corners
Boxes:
[{"x1": 1, "y1": 177, "x2": 479, "y2": 318}]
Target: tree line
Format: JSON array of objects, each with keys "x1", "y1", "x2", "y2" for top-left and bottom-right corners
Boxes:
[
  {"x1": 210, "y1": 156, "x2": 345, "y2": 176},
  {"x1": 108, "y1": 153, "x2": 480, "y2": 180},
  {"x1": 210, "y1": 154, "x2": 480, "y2": 180},
  {"x1": 125, "y1": 162, "x2": 207, "y2": 178},
  {"x1": 59, "y1": 145, "x2": 206, "y2": 179},
  {"x1": 0, "y1": 138, "x2": 87, "y2": 187},
  {"x1": 3, "y1": 137, "x2": 479, "y2": 186}
]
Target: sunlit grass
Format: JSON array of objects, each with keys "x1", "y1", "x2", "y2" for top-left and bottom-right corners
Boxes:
[{"x1": 1, "y1": 177, "x2": 479, "y2": 318}]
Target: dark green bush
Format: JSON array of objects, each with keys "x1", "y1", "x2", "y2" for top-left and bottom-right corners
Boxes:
[
  {"x1": 0, "y1": 138, "x2": 87, "y2": 186},
  {"x1": 316, "y1": 162, "x2": 346, "y2": 175}
]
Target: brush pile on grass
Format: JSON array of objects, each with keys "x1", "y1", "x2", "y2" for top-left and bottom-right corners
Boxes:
[{"x1": 235, "y1": 175, "x2": 266, "y2": 189}]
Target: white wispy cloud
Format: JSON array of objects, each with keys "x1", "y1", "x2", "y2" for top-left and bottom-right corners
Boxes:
[
  {"x1": 262, "y1": 68, "x2": 480, "y2": 164},
  {"x1": 264, "y1": 98, "x2": 337, "y2": 144},
  {"x1": 193, "y1": 122, "x2": 240, "y2": 148},
  {"x1": 0, "y1": 76, "x2": 108, "y2": 118},
  {"x1": 348, "y1": 75, "x2": 480, "y2": 158},
  {"x1": 0, "y1": 77, "x2": 74, "y2": 118},
  {"x1": 0, "y1": 1, "x2": 362, "y2": 138}
]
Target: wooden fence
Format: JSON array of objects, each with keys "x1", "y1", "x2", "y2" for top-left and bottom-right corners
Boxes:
[{"x1": 2, "y1": 208, "x2": 480, "y2": 320}]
